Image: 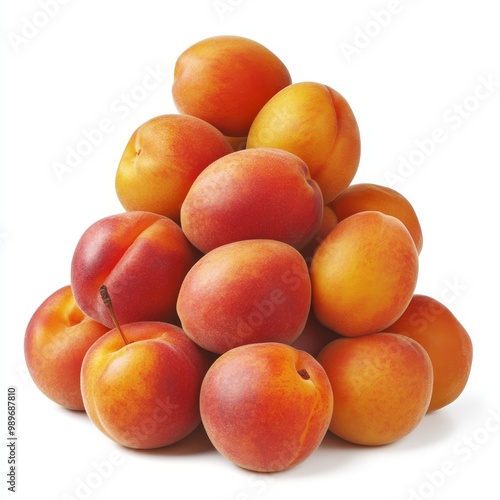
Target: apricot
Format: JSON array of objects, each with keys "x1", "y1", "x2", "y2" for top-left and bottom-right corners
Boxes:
[
  {"x1": 247, "y1": 81, "x2": 361, "y2": 203},
  {"x1": 81, "y1": 321, "x2": 212, "y2": 449},
  {"x1": 180, "y1": 147, "x2": 323, "y2": 253},
  {"x1": 71, "y1": 211, "x2": 197, "y2": 329},
  {"x1": 172, "y1": 35, "x2": 292, "y2": 137},
  {"x1": 24, "y1": 285, "x2": 109, "y2": 410},
  {"x1": 317, "y1": 333, "x2": 433, "y2": 445},
  {"x1": 177, "y1": 239, "x2": 311, "y2": 354},
  {"x1": 200, "y1": 342, "x2": 333, "y2": 472},
  {"x1": 115, "y1": 114, "x2": 233, "y2": 223},
  {"x1": 310, "y1": 211, "x2": 419, "y2": 337},
  {"x1": 386, "y1": 294, "x2": 473, "y2": 412},
  {"x1": 330, "y1": 183, "x2": 423, "y2": 253}
]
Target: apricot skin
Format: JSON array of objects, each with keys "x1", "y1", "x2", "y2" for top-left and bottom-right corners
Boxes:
[
  {"x1": 81, "y1": 322, "x2": 212, "y2": 449},
  {"x1": 172, "y1": 35, "x2": 292, "y2": 137},
  {"x1": 177, "y1": 239, "x2": 311, "y2": 354},
  {"x1": 180, "y1": 148, "x2": 324, "y2": 254},
  {"x1": 115, "y1": 114, "x2": 233, "y2": 223},
  {"x1": 317, "y1": 333, "x2": 433, "y2": 445},
  {"x1": 71, "y1": 211, "x2": 198, "y2": 329},
  {"x1": 291, "y1": 311, "x2": 342, "y2": 358},
  {"x1": 24, "y1": 285, "x2": 109, "y2": 410},
  {"x1": 247, "y1": 81, "x2": 361, "y2": 203},
  {"x1": 200, "y1": 342, "x2": 334, "y2": 472},
  {"x1": 330, "y1": 183, "x2": 423, "y2": 254},
  {"x1": 386, "y1": 294, "x2": 473, "y2": 412},
  {"x1": 300, "y1": 204, "x2": 338, "y2": 265},
  {"x1": 310, "y1": 211, "x2": 419, "y2": 337}
]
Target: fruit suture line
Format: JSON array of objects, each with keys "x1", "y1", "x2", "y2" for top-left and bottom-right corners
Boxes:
[
  {"x1": 6, "y1": 387, "x2": 17, "y2": 493},
  {"x1": 25, "y1": 35, "x2": 473, "y2": 475}
]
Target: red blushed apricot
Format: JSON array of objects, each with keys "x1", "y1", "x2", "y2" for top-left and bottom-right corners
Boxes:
[
  {"x1": 386, "y1": 294, "x2": 473, "y2": 412},
  {"x1": 115, "y1": 114, "x2": 233, "y2": 223},
  {"x1": 172, "y1": 35, "x2": 292, "y2": 137},
  {"x1": 310, "y1": 211, "x2": 419, "y2": 337},
  {"x1": 71, "y1": 211, "x2": 198, "y2": 329},
  {"x1": 317, "y1": 333, "x2": 433, "y2": 445},
  {"x1": 180, "y1": 148, "x2": 324, "y2": 254},
  {"x1": 200, "y1": 342, "x2": 333, "y2": 472},
  {"x1": 176, "y1": 239, "x2": 311, "y2": 354},
  {"x1": 247, "y1": 81, "x2": 361, "y2": 203},
  {"x1": 24, "y1": 285, "x2": 109, "y2": 410},
  {"x1": 330, "y1": 183, "x2": 423, "y2": 254}
]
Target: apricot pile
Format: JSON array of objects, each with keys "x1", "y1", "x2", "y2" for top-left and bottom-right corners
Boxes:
[{"x1": 24, "y1": 35, "x2": 473, "y2": 472}]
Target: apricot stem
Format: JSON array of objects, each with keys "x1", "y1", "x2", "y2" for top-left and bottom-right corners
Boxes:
[
  {"x1": 297, "y1": 369, "x2": 310, "y2": 380},
  {"x1": 99, "y1": 285, "x2": 131, "y2": 345}
]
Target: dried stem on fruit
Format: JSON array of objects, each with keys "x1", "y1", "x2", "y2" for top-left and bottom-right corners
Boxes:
[{"x1": 99, "y1": 284, "x2": 131, "y2": 345}]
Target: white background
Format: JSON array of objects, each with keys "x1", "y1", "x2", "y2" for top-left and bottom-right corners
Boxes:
[{"x1": 1, "y1": 1, "x2": 499, "y2": 499}]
